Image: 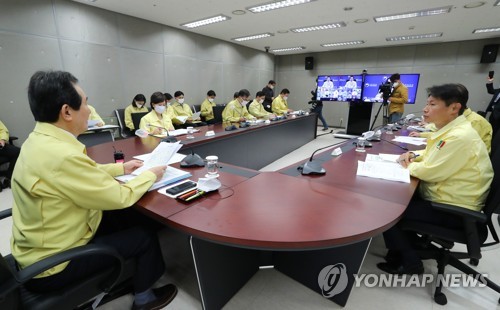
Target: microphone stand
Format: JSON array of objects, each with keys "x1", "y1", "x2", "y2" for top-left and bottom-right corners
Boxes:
[
  {"x1": 299, "y1": 141, "x2": 345, "y2": 175},
  {"x1": 148, "y1": 124, "x2": 177, "y2": 143},
  {"x1": 180, "y1": 145, "x2": 205, "y2": 167}
]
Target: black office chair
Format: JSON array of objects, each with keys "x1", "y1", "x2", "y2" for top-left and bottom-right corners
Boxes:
[
  {"x1": 400, "y1": 148, "x2": 500, "y2": 305},
  {"x1": 0, "y1": 136, "x2": 19, "y2": 192},
  {"x1": 192, "y1": 105, "x2": 201, "y2": 113},
  {"x1": 114, "y1": 109, "x2": 132, "y2": 139},
  {"x1": 131, "y1": 112, "x2": 149, "y2": 132},
  {"x1": 78, "y1": 131, "x2": 114, "y2": 148},
  {"x1": 0, "y1": 208, "x2": 136, "y2": 310}
]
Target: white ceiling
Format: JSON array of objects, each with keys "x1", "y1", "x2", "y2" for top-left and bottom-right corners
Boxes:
[{"x1": 72, "y1": 0, "x2": 500, "y2": 55}]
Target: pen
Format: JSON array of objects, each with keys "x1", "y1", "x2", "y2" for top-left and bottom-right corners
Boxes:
[
  {"x1": 185, "y1": 190, "x2": 205, "y2": 202},
  {"x1": 178, "y1": 189, "x2": 198, "y2": 200}
]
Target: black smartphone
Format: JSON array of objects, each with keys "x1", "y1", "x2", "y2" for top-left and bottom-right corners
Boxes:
[
  {"x1": 489, "y1": 71, "x2": 495, "y2": 79},
  {"x1": 166, "y1": 181, "x2": 197, "y2": 195}
]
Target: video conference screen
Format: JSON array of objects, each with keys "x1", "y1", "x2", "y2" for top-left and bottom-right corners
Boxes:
[
  {"x1": 362, "y1": 73, "x2": 420, "y2": 104},
  {"x1": 316, "y1": 75, "x2": 363, "y2": 102}
]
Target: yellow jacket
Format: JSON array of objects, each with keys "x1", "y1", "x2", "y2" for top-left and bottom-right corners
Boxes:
[
  {"x1": 222, "y1": 99, "x2": 255, "y2": 123},
  {"x1": 200, "y1": 99, "x2": 216, "y2": 121},
  {"x1": 272, "y1": 96, "x2": 289, "y2": 116},
  {"x1": 419, "y1": 108, "x2": 492, "y2": 153},
  {"x1": 248, "y1": 99, "x2": 271, "y2": 119},
  {"x1": 409, "y1": 116, "x2": 493, "y2": 211},
  {"x1": 170, "y1": 102, "x2": 193, "y2": 125},
  {"x1": 124, "y1": 104, "x2": 148, "y2": 130},
  {"x1": 88, "y1": 105, "x2": 104, "y2": 124},
  {"x1": 11, "y1": 122, "x2": 156, "y2": 277},
  {"x1": 388, "y1": 84, "x2": 408, "y2": 114},
  {"x1": 139, "y1": 110, "x2": 174, "y2": 133},
  {"x1": 0, "y1": 120, "x2": 9, "y2": 142}
]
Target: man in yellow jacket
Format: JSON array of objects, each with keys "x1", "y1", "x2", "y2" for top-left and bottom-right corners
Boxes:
[
  {"x1": 378, "y1": 83, "x2": 493, "y2": 275},
  {"x1": 388, "y1": 73, "x2": 408, "y2": 123},
  {"x1": 222, "y1": 89, "x2": 256, "y2": 123},
  {"x1": 11, "y1": 71, "x2": 177, "y2": 309},
  {"x1": 200, "y1": 90, "x2": 217, "y2": 124},
  {"x1": 248, "y1": 91, "x2": 275, "y2": 119},
  {"x1": 272, "y1": 88, "x2": 294, "y2": 116}
]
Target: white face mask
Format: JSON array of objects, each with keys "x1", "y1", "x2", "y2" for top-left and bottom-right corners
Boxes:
[
  {"x1": 154, "y1": 105, "x2": 166, "y2": 114},
  {"x1": 269, "y1": 85, "x2": 274, "y2": 89},
  {"x1": 208, "y1": 98, "x2": 214, "y2": 103},
  {"x1": 135, "y1": 101, "x2": 144, "y2": 108},
  {"x1": 178, "y1": 98, "x2": 185, "y2": 104},
  {"x1": 259, "y1": 99, "x2": 264, "y2": 104},
  {"x1": 283, "y1": 96, "x2": 288, "y2": 101},
  {"x1": 393, "y1": 82, "x2": 399, "y2": 88},
  {"x1": 241, "y1": 100, "x2": 248, "y2": 106},
  {"x1": 166, "y1": 100, "x2": 171, "y2": 106}
]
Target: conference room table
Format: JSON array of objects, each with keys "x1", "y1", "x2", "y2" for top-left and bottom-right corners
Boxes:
[{"x1": 87, "y1": 118, "x2": 420, "y2": 309}]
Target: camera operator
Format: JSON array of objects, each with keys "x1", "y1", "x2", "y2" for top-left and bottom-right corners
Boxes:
[
  {"x1": 485, "y1": 74, "x2": 500, "y2": 137},
  {"x1": 309, "y1": 82, "x2": 329, "y2": 131},
  {"x1": 388, "y1": 73, "x2": 408, "y2": 123}
]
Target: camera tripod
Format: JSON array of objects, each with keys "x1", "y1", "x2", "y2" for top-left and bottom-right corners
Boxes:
[{"x1": 369, "y1": 97, "x2": 389, "y2": 130}]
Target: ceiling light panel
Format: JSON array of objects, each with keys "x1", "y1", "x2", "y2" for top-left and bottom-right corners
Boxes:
[
  {"x1": 291, "y1": 22, "x2": 346, "y2": 33},
  {"x1": 180, "y1": 15, "x2": 231, "y2": 28},
  {"x1": 247, "y1": 0, "x2": 316, "y2": 13},
  {"x1": 232, "y1": 33, "x2": 274, "y2": 41},
  {"x1": 473, "y1": 27, "x2": 500, "y2": 33},
  {"x1": 321, "y1": 40, "x2": 365, "y2": 47},
  {"x1": 271, "y1": 46, "x2": 305, "y2": 52},
  {"x1": 386, "y1": 33, "x2": 443, "y2": 41},
  {"x1": 374, "y1": 6, "x2": 452, "y2": 22}
]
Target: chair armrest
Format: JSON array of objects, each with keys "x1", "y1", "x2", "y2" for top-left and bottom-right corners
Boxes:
[
  {"x1": 16, "y1": 244, "x2": 125, "y2": 293},
  {"x1": 8, "y1": 136, "x2": 18, "y2": 145},
  {"x1": 0, "y1": 208, "x2": 12, "y2": 220},
  {"x1": 430, "y1": 202, "x2": 487, "y2": 223}
]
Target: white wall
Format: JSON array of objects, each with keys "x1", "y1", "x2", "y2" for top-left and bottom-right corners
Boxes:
[
  {"x1": 0, "y1": 0, "x2": 274, "y2": 142},
  {"x1": 276, "y1": 40, "x2": 500, "y2": 129}
]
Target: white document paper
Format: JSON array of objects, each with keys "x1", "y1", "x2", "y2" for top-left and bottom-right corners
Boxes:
[
  {"x1": 392, "y1": 136, "x2": 427, "y2": 146},
  {"x1": 133, "y1": 152, "x2": 186, "y2": 165},
  {"x1": 365, "y1": 153, "x2": 400, "y2": 163},
  {"x1": 175, "y1": 116, "x2": 188, "y2": 124},
  {"x1": 191, "y1": 111, "x2": 201, "y2": 120},
  {"x1": 132, "y1": 141, "x2": 182, "y2": 175},
  {"x1": 116, "y1": 166, "x2": 191, "y2": 191},
  {"x1": 87, "y1": 119, "x2": 100, "y2": 127},
  {"x1": 357, "y1": 159, "x2": 410, "y2": 183}
]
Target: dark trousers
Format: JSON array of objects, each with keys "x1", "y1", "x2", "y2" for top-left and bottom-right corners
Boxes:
[
  {"x1": 0, "y1": 144, "x2": 20, "y2": 179},
  {"x1": 25, "y1": 208, "x2": 165, "y2": 293},
  {"x1": 489, "y1": 113, "x2": 500, "y2": 138},
  {"x1": 382, "y1": 194, "x2": 463, "y2": 265},
  {"x1": 311, "y1": 105, "x2": 328, "y2": 129}
]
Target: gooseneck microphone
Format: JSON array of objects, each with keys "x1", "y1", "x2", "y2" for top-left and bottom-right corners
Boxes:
[
  {"x1": 147, "y1": 123, "x2": 177, "y2": 143},
  {"x1": 299, "y1": 141, "x2": 345, "y2": 175},
  {"x1": 179, "y1": 144, "x2": 205, "y2": 168}
]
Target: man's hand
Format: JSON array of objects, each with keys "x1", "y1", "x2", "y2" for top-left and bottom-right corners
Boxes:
[
  {"x1": 123, "y1": 160, "x2": 144, "y2": 174},
  {"x1": 397, "y1": 152, "x2": 418, "y2": 168},
  {"x1": 148, "y1": 165, "x2": 167, "y2": 182},
  {"x1": 409, "y1": 131, "x2": 421, "y2": 137},
  {"x1": 96, "y1": 122, "x2": 104, "y2": 127},
  {"x1": 0, "y1": 139, "x2": 5, "y2": 148}
]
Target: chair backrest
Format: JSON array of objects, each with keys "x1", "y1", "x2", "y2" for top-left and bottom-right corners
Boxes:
[
  {"x1": 78, "y1": 131, "x2": 114, "y2": 148},
  {"x1": 131, "y1": 112, "x2": 149, "y2": 130},
  {"x1": 192, "y1": 105, "x2": 201, "y2": 113},
  {"x1": 212, "y1": 105, "x2": 225, "y2": 124},
  {"x1": 114, "y1": 109, "x2": 132, "y2": 139}
]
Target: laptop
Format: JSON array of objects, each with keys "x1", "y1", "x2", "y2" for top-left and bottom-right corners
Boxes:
[{"x1": 131, "y1": 112, "x2": 149, "y2": 130}]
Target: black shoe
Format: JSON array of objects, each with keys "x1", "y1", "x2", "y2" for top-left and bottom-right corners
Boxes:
[
  {"x1": 132, "y1": 284, "x2": 178, "y2": 310},
  {"x1": 3, "y1": 179, "x2": 10, "y2": 189},
  {"x1": 322, "y1": 128, "x2": 329, "y2": 131},
  {"x1": 384, "y1": 250, "x2": 401, "y2": 265},
  {"x1": 377, "y1": 262, "x2": 424, "y2": 275}
]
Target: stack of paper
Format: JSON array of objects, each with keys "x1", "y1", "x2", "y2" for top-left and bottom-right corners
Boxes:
[
  {"x1": 392, "y1": 136, "x2": 427, "y2": 146},
  {"x1": 356, "y1": 153, "x2": 410, "y2": 183}
]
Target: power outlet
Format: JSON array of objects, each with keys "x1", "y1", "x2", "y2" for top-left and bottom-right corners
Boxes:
[{"x1": 339, "y1": 118, "x2": 343, "y2": 127}]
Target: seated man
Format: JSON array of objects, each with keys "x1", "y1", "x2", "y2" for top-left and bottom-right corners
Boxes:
[
  {"x1": 222, "y1": 89, "x2": 256, "y2": 123},
  {"x1": 272, "y1": 88, "x2": 294, "y2": 116},
  {"x1": 0, "y1": 120, "x2": 20, "y2": 188},
  {"x1": 378, "y1": 84, "x2": 493, "y2": 275},
  {"x1": 87, "y1": 99, "x2": 105, "y2": 127},
  {"x1": 12, "y1": 70, "x2": 177, "y2": 309},
  {"x1": 170, "y1": 91, "x2": 203, "y2": 127},
  {"x1": 248, "y1": 91, "x2": 275, "y2": 119},
  {"x1": 200, "y1": 90, "x2": 217, "y2": 124}
]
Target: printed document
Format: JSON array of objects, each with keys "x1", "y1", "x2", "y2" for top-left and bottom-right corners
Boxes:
[
  {"x1": 132, "y1": 141, "x2": 182, "y2": 175},
  {"x1": 357, "y1": 153, "x2": 410, "y2": 183}
]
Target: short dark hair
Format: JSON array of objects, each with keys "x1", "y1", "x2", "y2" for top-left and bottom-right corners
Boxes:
[
  {"x1": 390, "y1": 73, "x2": 400, "y2": 82},
  {"x1": 238, "y1": 89, "x2": 250, "y2": 98},
  {"x1": 132, "y1": 94, "x2": 146, "y2": 107},
  {"x1": 233, "y1": 92, "x2": 239, "y2": 99},
  {"x1": 174, "y1": 91, "x2": 184, "y2": 98},
  {"x1": 150, "y1": 92, "x2": 165, "y2": 108},
  {"x1": 268, "y1": 80, "x2": 276, "y2": 85},
  {"x1": 256, "y1": 91, "x2": 265, "y2": 97},
  {"x1": 207, "y1": 90, "x2": 216, "y2": 97},
  {"x1": 28, "y1": 70, "x2": 81, "y2": 122},
  {"x1": 164, "y1": 93, "x2": 173, "y2": 101},
  {"x1": 426, "y1": 84, "x2": 468, "y2": 115},
  {"x1": 280, "y1": 88, "x2": 290, "y2": 95}
]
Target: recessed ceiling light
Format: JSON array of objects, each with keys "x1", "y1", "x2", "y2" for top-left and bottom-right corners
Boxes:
[
  {"x1": 374, "y1": 6, "x2": 452, "y2": 22},
  {"x1": 354, "y1": 19, "x2": 369, "y2": 23},
  {"x1": 473, "y1": 27, "x2": 500, "y2": 33},
  {"x1": 232, "y1": 10, "x2": 246, "y2": 15},
  {"x1": 180, "y1": 15, "x2": 231, "y2": 28},
  {"x1": 464, "y1": 1, "x2": 486, "y2": 8},
  {"x1": 247, "y1": 0, "x2": 316, "y2": 13},
  {"x1": 271, "y1": 46, "x2": 306, "y2": 52},
  {"x1": 232, "y1": 33, "x2": 274, "y2": 41},
  {"x1": 386, "y1": 33, "x2": 443, "y2": 41},
  {"x1": 291, "y1": 22, "x2": 346, "y2": 33},
  {"x1": 277, "y1": 30, "x2": 289, "y2": 34},
  {"x1": 321, "y1": 41, "x2": 365, "y2": 47}
]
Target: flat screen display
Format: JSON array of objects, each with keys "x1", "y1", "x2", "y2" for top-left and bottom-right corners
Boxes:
[
  {"x1": 316, "y1": 75, "x2": 363, "y2": 102},
  {"x1": 362, "y1": 73, "x2": 420, "y2": 104}
]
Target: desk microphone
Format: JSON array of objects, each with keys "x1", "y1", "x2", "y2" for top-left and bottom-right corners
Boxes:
[
  {"x1": 298, "y1": 141, "x2": 344, "y2": 175},
  {"x1": 147, "y1": 123, "x2": 177, "y2": 143},
  {"x1": 180, "y1": 145, "x2": 205, "y2": 167}
]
